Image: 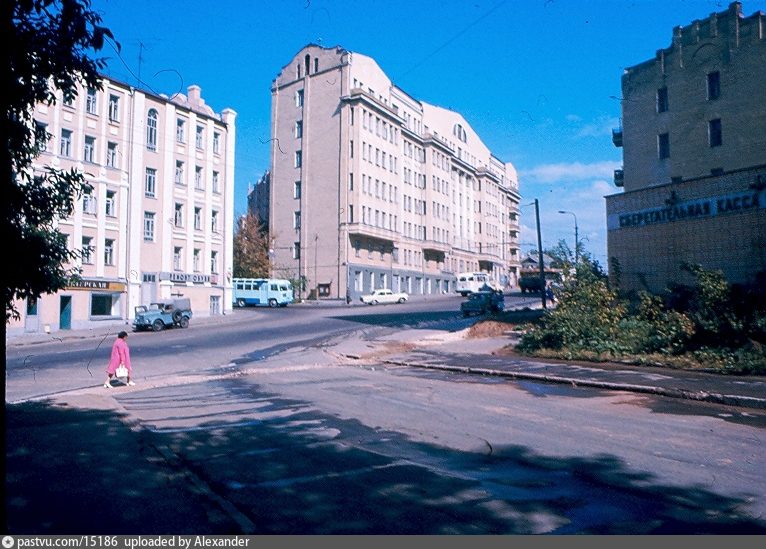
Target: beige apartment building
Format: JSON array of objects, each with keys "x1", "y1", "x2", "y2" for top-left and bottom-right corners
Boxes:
[
  {"x1": 8, "y1": 78, "x2": 236, "y2": 336},
  {"x1": 607, "y1": 2, "x2": 766, "y2": 293},
  {"x1": 270, "y1": 45, "x2": 521, "y2": 301}
]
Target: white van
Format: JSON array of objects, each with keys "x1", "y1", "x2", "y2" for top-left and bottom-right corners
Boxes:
[
  {"x1": 455, "y1": 272, "x2": 497, "y2": 297},
  {"x1": 232, "y1": 278, "x2": 293, "y2": 308}
]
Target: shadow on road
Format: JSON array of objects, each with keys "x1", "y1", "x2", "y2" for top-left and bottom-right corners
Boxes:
[{"x1": 7, "y1": 385, "x2": 766, "y2": 534}]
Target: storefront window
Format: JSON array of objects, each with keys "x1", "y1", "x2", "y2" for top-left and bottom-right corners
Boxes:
[{"x1": 91, "y1": 294, "x2": 118, "y2": 317}]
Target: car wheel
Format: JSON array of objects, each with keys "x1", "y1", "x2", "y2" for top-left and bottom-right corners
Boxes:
[
  {"x1": 152, "y1": 319, "x2": 164, "y2": 332},
  {"x1": 371, "y1": 300, "x2": 378, "y2": 305},
  {"x1": 397, "y1": 298, "x2": 406, "y2": 304},
  {"x1": 172, "y1": 310, "x2": 182, "y2": 323},
  {"x1": 179, "y1": 317, "x2": 189, "y2": 328},
  {"x1": 268, "y1": 298, "x2": 278, "y2": 308},
  {"x1": 237, "y1": 298, "x2": 246, "y2": 308}
]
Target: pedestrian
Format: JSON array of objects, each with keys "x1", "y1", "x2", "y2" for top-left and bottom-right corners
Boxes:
[
  {"x1": 545, "y1": 283, "x2": 557, "y2": 305},
  {"x1": 104, "y1": 331, "x2": 135, "y2": 388}
]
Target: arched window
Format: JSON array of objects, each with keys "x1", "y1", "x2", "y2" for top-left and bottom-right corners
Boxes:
[
  {"x1": 146, "y1": 109, "x2": 158, "y2": 151},
  {"x1": 453, "y1": 123, "x2": 467, "y2": 143},
  {"x1": 305, "y1": 54, "x2": 311, "y2": 75}
]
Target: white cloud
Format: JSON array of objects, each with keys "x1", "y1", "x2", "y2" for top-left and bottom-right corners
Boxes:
[
  {"x1": 575, "y1": 116, "x2": 620, "y2": 138},
  {"x1": 520, "y1": 160, "x2": 621, "y2": 184}
]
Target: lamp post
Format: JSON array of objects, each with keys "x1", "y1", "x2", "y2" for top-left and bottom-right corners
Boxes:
[{"x1": 558, "y1": 210, "x2": 579, "y2": 266}]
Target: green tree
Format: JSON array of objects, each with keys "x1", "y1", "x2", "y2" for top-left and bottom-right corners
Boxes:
[
  {"x1": 233, "y1": 212, "x2": 272, "y2": 278},
  {"x1": 3, "y1": 0, "x2": 116, "y2": 321}
]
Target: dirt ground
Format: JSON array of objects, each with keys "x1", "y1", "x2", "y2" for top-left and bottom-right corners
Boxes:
[{"x1": 466, "y1": 309, "x2": 544, "y2": 339}]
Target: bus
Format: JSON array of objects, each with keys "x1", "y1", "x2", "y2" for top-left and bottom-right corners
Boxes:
[
  {"x1": 232, "y1": 278, "x2": 293, "y2": 308},
  {"x1": 455, "y1": 272, "x2": 499, "y2": 297}
]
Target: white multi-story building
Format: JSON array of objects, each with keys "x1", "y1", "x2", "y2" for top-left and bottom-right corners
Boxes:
[
  {"x1": 8, "y1": 78, "x2": 236, "y2": 335},
  {"x1": 270, "y1": 45, "x2": 521, "y2": 300}
]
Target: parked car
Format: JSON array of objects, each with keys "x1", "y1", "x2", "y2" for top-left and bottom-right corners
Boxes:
[
  {"x1": 461, "y1": 291, "x2": 504, "y2": 317},
  {"x1": 133, "y1": 298, "x2": 193, "y2": 332},
  {"x1": 360, "y1": 288, "x2": 409, "y2": 305},
  {"x1": 519, "y1": 276, "x2": 545, "y2": 293}
]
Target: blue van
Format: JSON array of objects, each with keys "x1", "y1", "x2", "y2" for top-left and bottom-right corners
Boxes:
[{"x1": 232, "y1": 278, "x2": 293, "y2": 308}]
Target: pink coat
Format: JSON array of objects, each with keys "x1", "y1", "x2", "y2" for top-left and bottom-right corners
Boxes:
[{"x1": 107, "y1": 337, "x2": 132, "y2": 375}]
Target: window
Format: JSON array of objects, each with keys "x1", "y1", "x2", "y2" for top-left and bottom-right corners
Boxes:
[
  {"x1": 314, "y1": 58, "x2": 319, "y2": 73},
  {"x1": 293, "y1": 211, "x2": 301, "y2": 229},
  {"x1": 145, "y1": 168, "x2": 157, "y2": 197},
  {"x1": 104, "y1": 239, "x2": 114, "y2": 265},
  {"x1": 106, "y1": 142, "x2": 118, "y2": 168},
  {"x1": 35, "y1": 121, "x2": 48, "y2": 152},
  {"x1": 176, "y1": 119, "x2": 186, "y2": 143},
  {"x1": 174, "y1": 203, "x2": 184, "y2": 227},
  {"x1": 86, "y1": 88, "x2": 97, "y2": 114},
  {"x1": 212, "y1": 171, "x2": 220, "y2": 193},
  {"x1": 108, "y1": 94, "x2": 120, "y2": 122},
  {"x1": 144, "y1": 212, "x2": 155, "y2": 241},
  {"x1": 81, "y1": 236, "x2": 94, "y2": 264},
  {"x1": 83, "y1": 189, "x2": 97, "y2": 214},
  {"x1": 707, "y1": 71, "x2": 720, "y2": 100},
  {"x1": 194, "y1": 207, "x2": 202, "y2": 230},
  {"x1": 213, "y1": 132, "x2": 221, "y2": 154},
  {"x1": 83, "y1": 136, "x2": 95, "y2": 163},
  {"x1": 293, "y1": 242, "x2": 300, "y2": 260},
  {"x1": 173, "y1": 247, "x2": 183, "y2": 270},
  {"x1": 296, "y1": 89, "x2": 304, "y2": 107},
  {"x1": 175, "y1": 161, "x2": 185, "y2": 185},
  {"x1": 211, "y1": 250, "x2": 219, "y2": 273},
  {"x1": 60, "y1": 129, "x2": 72, "y2": 157},
  {"x1": 90, "y1": 294, "x2": 116, "y2": 316},
  {"x1": 294, "y1": 181, "x2": 301, "y2": 199},
  {"x1": 657, "y1": 87, "x2": 668, "y2": 113},
  {"x1": 295, "y1": 150, "x2": 302, "y2": 168},
  {"x1": 295, "y1": 120, "x2": 303, "y2": 138},
  {"x1": 193, "y1": 248, "x2": 201, "y2": 272},
  {"x1": 709, "y1": 119, "x2": 722, "y2": 147},
  {"x1": 146, "y1": 109, "x2": 158, "y2": 150},
  {"x1": 195, "y1": 125, "x2": 204, "y2": 149},
  {"x1": 26, "y1": 298, "x2": 38, "y2": 316},
  {"x1": 105, "y1": 190, "x2": 116, "y2": 217},
  {"x1": 195, "y1": 166, "x2": 204, "y2": 189},
  {"x1": 658, "y1": 133, "x2": 670, "y2": 159},
  {"x1": 211, "y1": 210, "x2": 219, "y2": 233}
]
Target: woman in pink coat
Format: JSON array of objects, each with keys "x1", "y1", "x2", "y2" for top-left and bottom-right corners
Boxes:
[{"x1": 104, "y1": 331, "x2": 135, "y2": 388}]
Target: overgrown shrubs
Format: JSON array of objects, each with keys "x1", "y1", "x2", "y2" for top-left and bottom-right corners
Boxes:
[{"x1": 517, "y1": 263, "x2": 766, "y2": 374}]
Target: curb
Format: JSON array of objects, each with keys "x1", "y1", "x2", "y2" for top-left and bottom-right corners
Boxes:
[{"x1": 379, "y1": 359, "x2": 766, "y2": 410}]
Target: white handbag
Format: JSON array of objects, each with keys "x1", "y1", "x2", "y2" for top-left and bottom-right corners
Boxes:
[{"x1": 115, "y1": 363, "x2": 128, "y2": 378}]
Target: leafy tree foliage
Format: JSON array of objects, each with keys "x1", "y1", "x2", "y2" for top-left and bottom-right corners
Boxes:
[
  {"x1": 233, "y1": 213, "x2": 272, "y2": 278},
  {"x1": 3, "y1": 0, "x2": 115, "y2": 321}
]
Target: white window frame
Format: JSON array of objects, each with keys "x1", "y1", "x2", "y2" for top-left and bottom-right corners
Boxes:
[
  {"x1": 108, "y1": 94, "x2": 120, "y2": 122},
  {"x1": 145, "y1": 168, "x2": 157, "y2": 197},
  {"x1": 143, "y1": 212, "x2": 155, "y2": 241}
]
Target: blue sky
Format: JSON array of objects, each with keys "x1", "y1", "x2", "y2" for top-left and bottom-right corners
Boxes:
[{"x1": 91, "y1": 0, "x2": 766, "y2": 268}]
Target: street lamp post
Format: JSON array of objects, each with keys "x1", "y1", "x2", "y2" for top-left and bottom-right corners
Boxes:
[{"x1": 558, "y1": 210, "x2": 579, "y2": 266}]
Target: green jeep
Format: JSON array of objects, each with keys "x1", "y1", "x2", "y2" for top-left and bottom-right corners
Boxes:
[{"x1": 133, "y1": 298, "x2": 193, "y2": 332}]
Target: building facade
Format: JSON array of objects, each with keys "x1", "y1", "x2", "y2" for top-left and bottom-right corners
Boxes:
[
  {"x1": 8, "y1": 79, "x2": 236, "y2": 336},
  {"x1": 247, "y1": 170, "x2": 270, "y2": 228},
  {"x1": 607, "y1": 2, "x2": 766, "y2": 293},
  {"x1": 270, "y1": 45, "x2": 521, "y2": 301}
]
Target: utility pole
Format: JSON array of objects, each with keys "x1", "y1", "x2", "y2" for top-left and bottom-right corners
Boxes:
[{"x1": 535, "y1": 199, "x2": 547, "y2": 309}]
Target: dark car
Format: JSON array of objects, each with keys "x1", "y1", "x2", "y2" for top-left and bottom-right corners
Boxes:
[
  {"x1": 461, "y1": 291, "x2": 504, "y2": 317},
  {"x1": 519, "y1": 276, "x2": 545, "y2": 293}
]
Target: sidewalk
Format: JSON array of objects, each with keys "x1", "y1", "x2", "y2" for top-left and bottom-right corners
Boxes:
[{"x1": 334, "y1": 325, "x2": 766, "y2": 411}]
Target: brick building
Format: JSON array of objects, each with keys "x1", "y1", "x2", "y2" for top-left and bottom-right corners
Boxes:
[{"x1": 607, "y1": 2, "x2": 766, "y2": 293}]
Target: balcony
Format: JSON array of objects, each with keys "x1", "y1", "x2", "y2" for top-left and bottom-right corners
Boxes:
[
  {"x1": 346, "y1": 223, "x2": 396, "y2": 244},
  {"x1": 614, "y1": 169, "x2": 624, "y2": 187},
  {"x1": 612, "y1": 127, "x2": 623, "y2": 147}
]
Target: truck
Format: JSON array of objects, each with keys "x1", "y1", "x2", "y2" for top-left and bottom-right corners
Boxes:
[
  {"x1": 133, "y1": 298, "x2": 193, "y2": 332},
  {"x1": 519, "y1": 276, "x2": 546, "y2": 294}
]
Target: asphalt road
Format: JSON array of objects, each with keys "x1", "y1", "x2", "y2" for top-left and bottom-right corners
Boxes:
[{"x1": 5, "y1": 293, "x2": 766, "y2": 534}]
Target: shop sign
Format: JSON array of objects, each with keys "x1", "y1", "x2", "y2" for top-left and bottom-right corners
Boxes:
[
  {"x1": 608, "y1": 189, "x2": 764, "y2": 231},
  {"x1": 159, "y1": 271, "x2": 212, "y2": 284},
  {"x1": 67, "y1": 278, "x2": 126, "y2": 291}
]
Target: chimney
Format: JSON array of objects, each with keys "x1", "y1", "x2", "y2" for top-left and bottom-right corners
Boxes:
[{"x1": 187, "y1": 85, "x2": 201, "y2": 106}]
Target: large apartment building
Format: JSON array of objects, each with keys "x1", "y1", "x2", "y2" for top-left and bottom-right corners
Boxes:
[
  {"x1": 8, "y1": 78, "x2": 236, "y2": 336},
  {"x1": 607, "y1": 2, "x2": 765, "y2": 293},
  {"x1": 270, "y1": 45, "x2": 521, "y2": 301}
]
